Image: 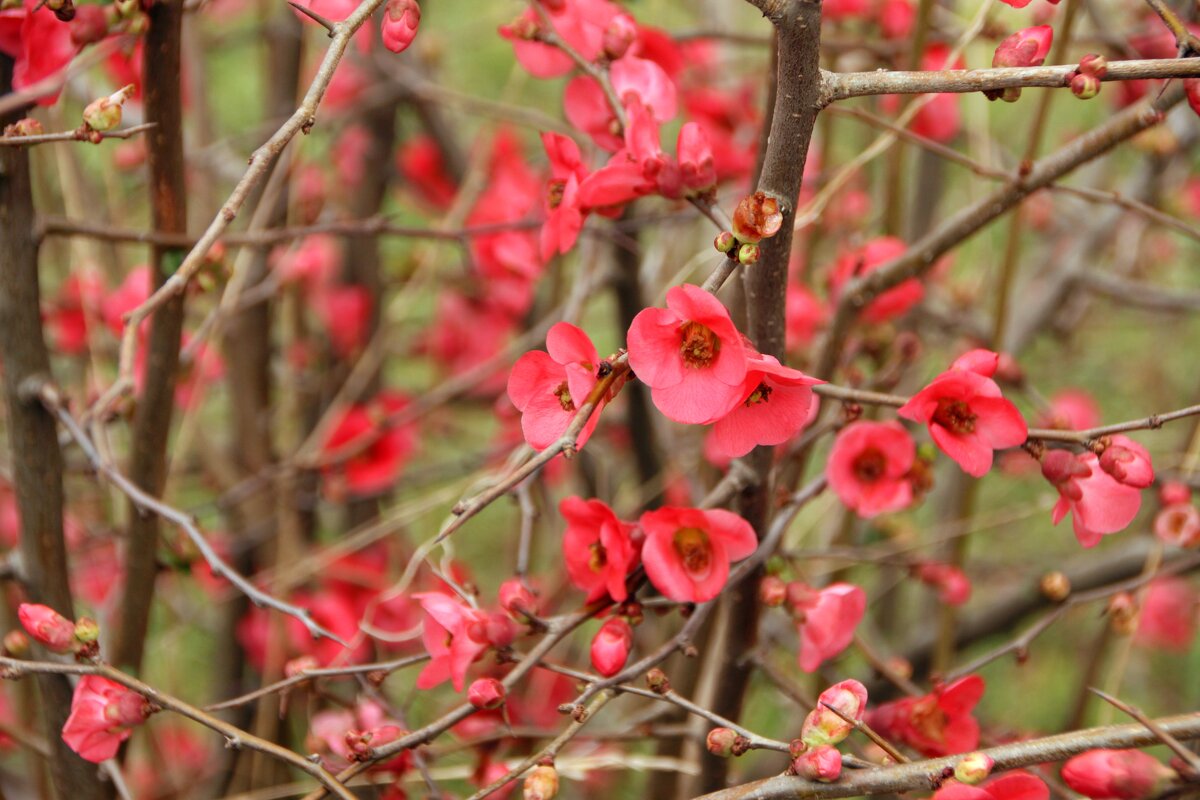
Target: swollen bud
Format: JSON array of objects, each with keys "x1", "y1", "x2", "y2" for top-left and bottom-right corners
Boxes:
[
  {"x1": 1040, "y1": 571, "x2": 1071, "y2": 602},
  {"x1": 2, "y1": 630, "x2": 28, "y2": 658},
  {"x1": 381, "y1": 0, "x2": 420, "y2": 54},
  {"x1": 800, "y1": 679, "x2": 868, "y2": 747},
  {"x1": 706, "y1": 727, "x2": 739, "y2": 758},
  {"x1": 18, "y1": 603, "x2": 77, "y2": 654},
  {"x1": 3, "y1": 118, "x2": 43, "y2": 137},
  {"x1": 1070, "y1": 72, "x2": 1101, "y2": 100},
  {"x1": 793, "y1": 744, "x2": 842, "y2": 782},
  {"x1": 714, "y1": 231, "x2": 736, "y2": 253},
  {"x1": 732, "y1": 191, "x2": 783, "y2": 243},
  {"x1": 498, "y1": 579, "x2": 538, "y2": 621},
  {"x1": 646, "y1": 668, "x2": 670, "y2": 694},
  {"x1": 737, "y1": 243, "x2": 760, "y2": 265},
  {"x1": 82, "y1": 85, "x2": 135, "y2": 132},
  {"x1": 1107, "y1": 592, "x2": 1138, "y2": 635},
  {"x1": 601, "y1": 13, "x2": 636, "y2": 60},
  {"x1": 468, "y1": 677, "x2": 506, "y2": 709},
  {"x1": 1078, "y1": 53, "x2": 1108, "y2": 79},
  {"x1": 954, "y1": 752, "x2": 994, "y2": 784},
  {"x1": 590, "y1": 617, "x2": 632, "y2": 677},
  {"x1": 759, "y1": 575, "x2": 787, "y2": 607},
  {"x1": 523, "y1": 765, "x2": 559, "y2": 800}
]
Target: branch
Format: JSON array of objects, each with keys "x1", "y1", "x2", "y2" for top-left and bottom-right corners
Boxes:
[
  {"x1": 821, "y1": 58, "x2": 1200, "y2": 102},
  {"x1": 695, "y1": 713, "x2": 1200, "y2": 800},
  {"x1": 0, "y1": 122, "x2": 156, "y2": 146}
]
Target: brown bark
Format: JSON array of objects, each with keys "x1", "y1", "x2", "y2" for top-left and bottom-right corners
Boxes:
[
  {"x1": 112, "y1": 0, "x2": 189, "y2": 672},
  {"x1": 0, "y1": 54, "x2": 108, "y2": 800}
]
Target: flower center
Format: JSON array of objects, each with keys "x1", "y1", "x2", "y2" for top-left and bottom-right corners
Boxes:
[
  {"x1": 588, "y1": 542, "x2": 608, "y2": 573},
  {"x1": 932, "y1": 398, "x2": 977, "y2": 434},
  {"x1": 673, "y1": 527, "x2": 713, "y2": 580},
  {"x1": 745, "y1": 382, "x2": 772, "y2": 406},
  {"x1": 554, "y1": 381, "x2": 575, "y2": 412},
  {"x1": 852, "y1": 447, "x2": 887, "y2": 483},
  {"x1": 546, "y1": 179, "x2": 565, "y2": 210},
  {"x1": 679, "y1": 321, "x2": 720, "y2": 369},
  {"x1": 909, "y1": 695, "x2": 947, "y2": 741}
]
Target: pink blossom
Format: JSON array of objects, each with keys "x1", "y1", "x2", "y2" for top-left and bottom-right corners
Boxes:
[
  {"x1": 46, "y1": 269, "x2": 105, "y2": 356},
  {"x1": 308, "y1": 700, "x2": 409, "y2": 773},
  {"x1": 499, "y1": 0, "x2": 620, "y2": 78},
  {"x1": 540, "y1": 133, "x2": 590, "y2": 259},
  {"x1": 314, "y1": 285, "x2": 372, "y2": 358},
  {"x1": 498, "y1": 579, "x2": 538, "y2": 619},
  {"x1": 1039, "y1": 389, "x2": 1101, "y2": 431},
  {"x1": 1098, "y1": 435, "x2": 1154, "y2": 488},
  {"x1": 590, "y1": 616, "x2": 633, "y2": 677},
  {"x1": 627, "y1": 284, "x2": 750, "y2": 425},
  {"x1": 827, "y1": 421, "x2": 916, "y2": 518},
  {"x1": 789, "y1": 582, "x2": 866, "y2": 672},
  {"x1": 1042, "y1": 450, "x2": 1142, "y2": 547},
  {"x1": 898, "y1": 352, "x2": 1028, "y2": 477},
  {"x1": 915, "y1": 562, "x2": 972, "y2": 606},
  {"x1": 878, "y1": 0, "x2": 915, "y2": 39},
  {"x1": 706, "y1": 354, "x2": 823, "y2": 459},
  {"x1": 786, "y1": 285, "x2": 829, "y2": 350},
  {"x1": 424, "y1": 293, "x2": 515, "y2": 395},
  {"x1": 507, "y1": 322, "x2": 601, "y2": 451},
  {"x1": 380, "y1": 0, "x2": 419, "y2": 54},
  {"x1": 397, "y1": 136, "x2": 457, "y2": 210},
  {"x1": 638, "y1": 506, "x2": 757, "y2": 603},
  {"x1": 793, "y1": 745, "x2": 842, "y2": 782},
  {"x1": 564, "y1": 55, "x2": 677, "y2": 152},
  {"x1": 1160, "y1": 481, "x2": 1191, "y2": 506},
  {"x1": 468, "y1": 678, "x2": 506, "y2": 709},
  {"x1": 912, "y1": 45, "x2": 965, "y2": 141},
  {"x1": 935, "y1": 772, "x2": 1049, "y2": 800},
  {"x1": 1061, "y1": 749, "x2": 1173, "y2": 800},
  {"x1": 867, "y1": 675, "x2": 985, "y2": 757},
  {"x1": 101, "y1": 266, "x2": 152, "y2": 336},
  {"x1": 320, "y1": 391, "x2": 417, "y2": 498},
  {"x1": 829, "y1": 237, "x2": 924, "y2": 324},
  {"x1": 993, "y1": 26, "x2": 1053, "y2": 68},
  {"x1": 17, "y1": 603, "x2": 76, "y2": 654},
  {"x1": 1134, "y1": 578, "x2": 1197, "y2": 651},
  {"x1": 676, "y1": 122, "x2": 716, "y2": 196},
  {"x1": 1153, "y1": 503, "x2": 1200, "y2": 547},
  {"x1": 62, "y1": 676, "x2": 149, "y2": 762},
  {"x1": 272, "y1": 235, "x2": 341, "y2": 293},
  {"x1": 413, "y1": 593, "x2": 492, "y2": 692},
  {"x1": 560, "y1": 496, "x2": 639, "y2": 603},
  {"x1": 0, "y1": 1, "x2": 76, "y2": 104}
]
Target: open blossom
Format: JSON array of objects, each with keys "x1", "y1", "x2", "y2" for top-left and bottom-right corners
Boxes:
[
  {"x1": 1153, "y1": 503, "x2": 1200, "y2": 547},
  {"x1": 898, "y1": 350, "x2": 1027, "y2": 477},
  {"x1": 627, "y1": 284, "x2": 750, "y2": 425},
  {"x1": 827, "y1": 421, "x2": 916, "y2": 518},
  {"x1": 706, "y1": 354, "x2": 823, "y2": 459},
  {"x1": 0, "y1": 1, "x2": 77, "y2": 104},
  {"x1": 564, "y1": 55, "x2": 677, "y2": 152},
  {"x1": 308, "y1": 700, "x2": 409, "y2": 773},
  {"x1": 507, "y1": 322, "x2": 601, "y2": 451},
  {"x1": 829, "y1": 237, "x2": 924, "y2": 324},
  {"x1": 935, "y1": 772, "x2": 1049, "y2": 800},
  {"x1": 1134, "y1": 578, "x2": 1197, "y2": 651},
  {"x1": 639, "y1": 506, "x2": 756, "y2": 603},
  {"x1": 62, "y1": 676, "x2": 149, "y2": 762},
  {"x1": 539, "y1": 132, "x2": 589, "y2": 260},
  {"x1": 561, "y1": 496, "x2": 639, "y2": 603},
  {"x1": 1042, "y1": 450, "x2": 1142, "y2": 547},
  {"x1": 320, "y1": 391, "x2": 417, "y2": 498},
  {"x1": 1061, "y1": 749, "x2": 1174, "y2": 800},
  {"x1": 590, "y1": 616, "x2": 633, "y2": 677},
  {"x1": 499, "y1": 0, "x2": 622, "y2": 79},
  {"x1": 413, "y1": 593, "x2": 495, "y2": 692},
  {"x1": 788, "y1": 582, "x2": 866, "y2": 672},
  {"x1": 867, "y1": 675, "x2": 985, "y2": 757}
]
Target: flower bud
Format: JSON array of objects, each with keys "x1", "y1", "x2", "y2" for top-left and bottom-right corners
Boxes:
[
  {"x1": 646, "y1": 668, "x2": 670, "y2": 694},
  {"x1": 1040, "y1": 571, "x2": 1071, "y2": 602},
  {"x1": 760, "y1": 575, "x2": 787, "y2": 607},
  {"x1": 793, "y1": 744, "x2": 842, "y2": 782},
  {"x1": 1154, "y1": 503, "x2": 1200, "y2": 548},
  {"x1": 801, "y1": 679, "x2": 868, "y2": 747},
  {"x1": 18, "y1": 603, "x2": 77, "y2": 654},
  {"x1": 523, "y1": 765, "x2": 559, "y2": 800},
  {"x1": 737, "y1": 243, "x2": 760, "y2": 265},
  {"x1": 1041, "y1": 450, "x2": 1091, "y2": 493},
  {"x1": 914, "y1": 562, "x2": 971, "y2": 606},
  {"x1": 3, "y1": 117, "x2": 43, "y2": 137},
  {"x1": 1160, "y1": 481, "x2": 1191, "y2": 506},
  {"x1": 1107, "y1": 592, "x2": 1138, "y2": 635},
  {"x1": 954, "y1": 752, "x2": 994, "y2": 784},
  {"x1": 284, "y1": 655, "x2": 319, "y2": 677},
  {"x1": 82, "y1": 85, "x2": 134, "y2": 132},
  {"x1": 707, "y1": 727, "x2": 739, "y2": 757},
  {"x1": 1070, "y1": 72, "x2": 1101, "y2": 100},
  {"x1": 484, "y1": 612, "x2": 515, "y2": 649},
  {"x1": 3, "y1": 630, "x2": 28, "y2": 658},
  {"x1": 714, "y1": 231, "x2": 736, "y2": 253},
  {"x1": 468, "y1": 677, "x2": 506, "y2": 709},
  {"x1": 1062, "y1": 749, "x2": 1173, "y2": 800},
  {"x1": 1078, "y1": 53, "x2": 1108, "y2": 79},
  {"x1": 381, "y1": 0, "x2": 420, "y2": 54},
  {"x1": 1098, "y1": 437, "x2": 1154, "y2": 488},
  {"x1": 602, "y1": 13, "x2": 636, "y2": 60},
  {"x1": 590, "y1": 617, "x2": 632, "y2": 677},
  {"x1": 69, "y1": 5, "x2": 109, "y2": 46},
  {"x1": 992, "y1": 25, "x2": 1053, "y2": 69},
  {"x1": 498, "y1": 579, "x2": 537, "y2": 620},
  {"x1": 732, "y1": 192, "x2": 783, "y2": 243}
]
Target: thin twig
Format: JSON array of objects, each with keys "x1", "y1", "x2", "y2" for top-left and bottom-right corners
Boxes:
[{"x1": 0, "y1": 122, "x2": 157, "y2": 147}]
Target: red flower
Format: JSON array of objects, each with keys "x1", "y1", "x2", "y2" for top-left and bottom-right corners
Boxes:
[
  {"x1": 500, "y1": 0, "x2": 621, "y2": 79},
  {"x1": 898, "y1": 350, "x2": 1027, "y2": 477},
  {"x1": 560, "y1": 496, "x2": 639, "y2": 603},
  {"x1": 1153, "y1": 503, "x2": 1200, "y2": 547},
  {"x1": 320, "y1": 391, "x2": 417, "y2": 498},
  {"x1": 564, "y1": 55, "x2": 677, "y2": 152},
  {"x1": 315, "y1": 285, "x2": 372, "y2": 358},
  {"x1": 272, "y1": 235, "x2": 341, "y2": 293},
  {"x1": 789, "y1": 582, "x2": 866, "y2": 672},
  {"x1": 590, "y1": 616, "x2": 633, "y2": 677},
  {"x1": 935, "y1": 772, "x2": 1049, "y2": 800},
  {"x1": 915, "y1": 562, "x2": 972, "y2": 606},
  {"x1": 1042, "y1": 450, "x2": 1142, "y2": 547},
  {"x1": 413, "y1": 593, "x2": 492, "y2": 692},
  {"x1": 829, "y1": 237, "x2": 924, "y2": 324},
  {"x1": 1038, "y1": 389, "x2": 1100, "y2": 430},
  {"x1": 0, "y1": 1, "x2": 76, "y2": 104},
  {"x1": 1097, "y1": 435, "x2": 1154, "y2": 489},
  {"x1": 308, "y1": 700, "x2": 409, "y2": 773},
  {"x1": 539, "y1": 133, "x2": 590, "y2": 259},
  {"x1": 706, "y1": 354, "x2": 823, "y2": 460},
  {"x1": 17, "y1": 603, "x2": 76, "y2": 654},
  {"x1": 866, "y1": 674, "x2": 985, "y2": 757},
  {"x1": 507, "y1": 322, "x2": 601, "y2": 451},
  {"x1": 827, "y1": 421, "x2": 916, "y2": 518},
  {"x1": 638, "y1": 506, "x2": 756, "y2": 603},
  {"x1": 1061, "y1": 749, "x2": 1173, "y2": 800},
  {"x1": 397, "y1": 136, "x2": 457, "y2": 210},
  {"x1": 62, "y1": 676, "x2": 149, "y2": 763},
  {"x1": 627, "y1": 284, "x2": 750, "y2": 425},
  {"x1": 912, "y1": 45, "x2": 965, "y2": 141},
  {"x1": 786, "y1": 284, "x2": 829, "y2": 351},
  {"x1": 1134, "y1": 578, "x2": 1197, "y2": 652}
]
